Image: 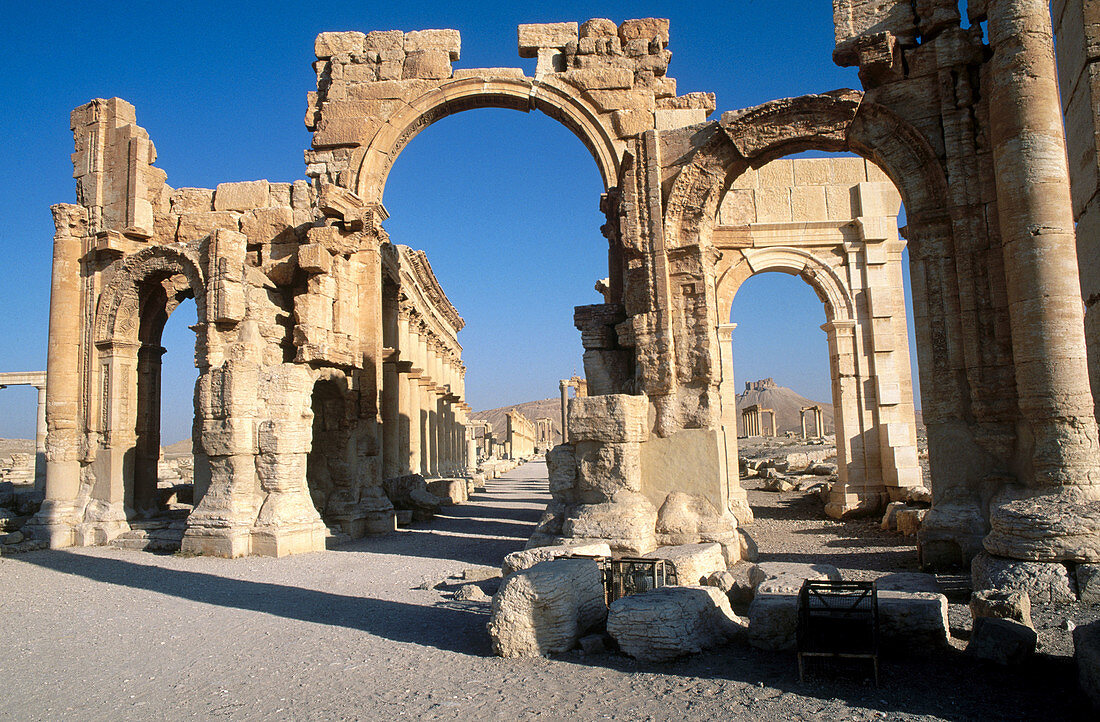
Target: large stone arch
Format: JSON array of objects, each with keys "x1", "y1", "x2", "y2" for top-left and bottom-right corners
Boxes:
[{"x1": 350, "y1": 75, "x2": 621, "y2": 203}]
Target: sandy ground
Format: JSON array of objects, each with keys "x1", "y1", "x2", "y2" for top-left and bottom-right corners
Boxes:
[{"x1": 1, "y1": 462, "x2": 1096, "y2": 720}]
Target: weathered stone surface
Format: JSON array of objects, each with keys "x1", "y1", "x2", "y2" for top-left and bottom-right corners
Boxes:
[
  {"x1": 562, "y1": 490, "x2": 657, "y2": 554},
  {"x1": 881, "y1": 500, "x2": 906, "y2": 530},
  {"x1": 644, "y1": 542, "x2": 727, "y2": 585},
  {"x1": 518, "y1": 22, "x2": 578, "y2": 56},
  {"x1": 725, "y1": 562, "x2": 757, "y2": 605},
  {"x1": 488, "y1": 558, "x2": 606, "y2": 658},
  {"x1": 967, "y1": 617, "x2": 1036, "y2": 665},
  {"x1": 501, "y1": 542, "x2": 612, "y2": 577},
  {"x1": 972, "y1": 551, "x2": 1077, "y2": 604},
  {"x1": 970, "y1": 589, "x2": 1033, "y2": 628},
  {"x1": 574, "y1": 440, "x2": 641, "y2": 501},
  {"x1": 896, "y1": 507, "x2": 927, "y2": 536},
  {"x1": 704, "y1": 570, "x2": 736, "y2": 593},
  {"x1": 749, "y1": 562, "x2": 842, "y2": 595},
  {"x1": 454, "y1": 584, "x2": 490, "y2": 602},
  {"x1": 878, "y1": 591, "x2": 950, "y2": 650},
  {"x1": 720, "y1": 91, "x2": 861, "y2": 159},
  {"x1": 985, "y1": 493, "x2": 1100, "y2": 563},
  {"x1": 214, "y1": 180, "x2": 270, "y2": 212},
  {"x1": 607, "y1": 585, "x2": 746, "y2": 662},
  {"x1": 874, "y1": 572, "x2": 940, "y2": 594},
  {"x1": 738, "y1": 528, "x2": 759, "y2": 563},
  {"x1": 383, "y1": 474, "x2": 444, "y2": 521},
  {"x1": 1078, "y1": 563, "x2": 1100, "y2": 603},
  {"x1": 654, "y1": 491, "x2": 739, "y2": 562},
  {"x1": 1076, "y1": 620, "x2": 1100, "y2": 710},
  {"x1": 567, "y1": 394, "x2": 648, "y2": 443},
  {"x1": 426, "y1": 478, "x2": 466, "y2": 505},
  {"x1": 315, "y1": 31, "x2": 366, "y2": 59},
  {"x1": 747, "y1": 591, "x2": 799, "y2": 650}
]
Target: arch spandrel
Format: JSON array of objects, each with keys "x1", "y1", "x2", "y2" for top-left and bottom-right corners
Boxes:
[{"x1": 349, "y1": 74, "x2": 623, "y2": 203}]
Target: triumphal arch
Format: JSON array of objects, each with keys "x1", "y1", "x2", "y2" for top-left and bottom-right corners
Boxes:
[{"x1": 29, "y1": 4, "x2": 1100, "y2": 586}]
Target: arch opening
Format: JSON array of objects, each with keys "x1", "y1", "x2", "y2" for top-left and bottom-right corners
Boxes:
[{"x1": 307, "y1": 378, "x2": 352, "y2": 531}]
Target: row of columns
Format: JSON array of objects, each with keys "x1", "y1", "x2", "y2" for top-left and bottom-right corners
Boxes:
[
  {"x1": 800, "y1": 405, "x2": 825, "y2": 439},
  {"x1": 740, "y1": 404, "x2": 776, "y2": 437},
  {"x1": 382, "y1": 309, "x2": 470, "y2": 479}
]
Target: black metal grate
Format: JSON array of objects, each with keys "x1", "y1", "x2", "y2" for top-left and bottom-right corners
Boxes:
[
  {"x1": 565, "y1": 555, "x2": 678, "y2": 603},
  {"x1": 796, "y1": 580, "x2": 879, "y2": 684}
]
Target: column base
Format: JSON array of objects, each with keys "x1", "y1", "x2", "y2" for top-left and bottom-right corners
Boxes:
[
  {"x1": 916, "y1": 497, "x2": 988, "y2": 569},
  {"x1": 249, "y1": 520, "x2": 327, "y2": 557},
  {"x1": 824, "y1": 488, "x2": 887, "y2": 519},
  {"x1": 181, "y1": 527, "x2": 254, "y2": 558}
]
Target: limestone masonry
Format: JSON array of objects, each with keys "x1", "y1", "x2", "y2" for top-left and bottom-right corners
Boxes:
[{"x1": 23, "y1": 4, "x2": 1100, "y2": 595}]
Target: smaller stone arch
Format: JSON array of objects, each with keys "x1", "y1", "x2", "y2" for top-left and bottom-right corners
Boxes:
[
  {"x1": 94, "y1": 244, "x2": 206, "y2": 347},
  {"x1": 716, "y1": 246, "x2": 855, "y2": 326}
]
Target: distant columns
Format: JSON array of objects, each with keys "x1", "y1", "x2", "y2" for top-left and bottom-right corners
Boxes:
[{"x1": 559, "y1": 380, "x2": 569, "y2": 443}]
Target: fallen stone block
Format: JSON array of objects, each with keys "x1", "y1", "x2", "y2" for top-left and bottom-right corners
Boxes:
[
  {"x1": 608, "y1": 585, "x2": 746, "y2": 662},
  {"x1": 488, "y1": 558, "x2": 607, "y2": 658},
  {"x1": 896, "y1": 508, "x2": 927, "y2": 536},
  {"x1": 704, "y1": 570, "x2": 735, "y2": 594},
  {"x1": 750, "y1": 562, "x2": 841, "y2": 595},
  {"x1": 877, "y1": 590, "x2": 950, "y2": 650},
  {"x1": 454, "y1": 584, "x2": 490, "y2": 602},
  {"x1": 426, "y1": 478, "x2": 467, "y2": 505},
  {"x1": 645, "y1": 542, "x2": 727, "y2": 586},
  {"x1": 383, "y1": 474, "x2": 444, "y2": 521},
  {"x1": 579, "y1": 633, "x2": 607, "y2": 655},
  {"x1": 1077, "y1": 564, "x2": 1100, "y2": 604},
  {"x1": 966, "y1": 617, "x2": 1036, "y2": 665},
  {"x1": 738, "y1": 529, "x2": 759, "y2": 563},
  {"x1": 725, "y1": 562, "x2": 757, "y2": 606},
  {"x1": 808, "y1": 462, "x2": 837, "y2": 476},
  {"x1": 972, "y1": 551, "x2": 1077, "y2": 604},
  {"x1": 984, "y1": 492, "x2": 1100, "y2": 563},
  {"x1": 762, "y1": 476, "x2": 797, "y2": 492},
  {"x1": 970, "y1": 588, "x2": 1033, "y2": 628},
  {"x1": 1075, "y1": 620, "x2": 1100, "y2": 710},
  {"x1": 874, "y1": 572, "x2": 939, "y2": 594},
  {"x1": 747, "y1": 591, "x2": 798, "y2": 651},
  {"x1": 881, "y1": 501, "x2": 906, "y2": 531},
  {"x1": 501, "y1": 542, "x2": 611, "y2": 577}
]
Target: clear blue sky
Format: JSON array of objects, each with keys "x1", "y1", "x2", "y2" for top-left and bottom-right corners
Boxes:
[{"x1": 0, "y1": 1, "x2": 920, "y2": 443}]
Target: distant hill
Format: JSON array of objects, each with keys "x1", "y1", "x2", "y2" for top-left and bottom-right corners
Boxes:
[
  {"x1": 470, "y1": 398, "x2": 562, "y2": 444},
  {"x1": 735, "y1": 378, "x2": 834, "y2": 435}
]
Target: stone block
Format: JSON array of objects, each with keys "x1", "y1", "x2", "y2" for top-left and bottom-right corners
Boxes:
[
  {"x1": 241, "y1": 206, "x2": 295, "y2": 243},
  {"x1": 315, "y1": 31, "x2": 365, "y2": 59},
  {"x1": 654, "y1": 491, "x2": 739, "y2": 562},
  {"x1": 970, "y1": 588, "x2": 1033, "y2": 627},
  {"x1": 298, "y1": 243, "x2": 332, "y2": 274},
  {"x1": 501, "y1": 542, "x2": 612, "y2": 576},
  {"x1": 564, "y1": 68, "x2": 635, "y2": 90},
  {"x1": 364, "y1": 30, "x2": 404, "y2": 52},
  {"x1": 966, "y1": 617, "x2": 1036, "y2": 665},
  {"x1": 984, "y1": 493, "x2": 1100, "y2": 563},
  {"x1": 617, "y1": 18, "x2": 670, "y2": 46},
  {"x1": 403, "y1": 29, "x2": 460, "y2": 60},
  {"x1": 561, "y1": 490, "x2": 657, "y2": 555},
  {"x1": 608, "y1": 585, "x2": 746, "y2": 662},
  {"x1": 214, "y1": 180, "x2": 270, "y2": 212},
  {"x1": 1076, "y1": 620, "x2": 1100, "y2": 710},
  {"x1": 748, "y1": 591, "x2": 798, "y2": 650},
  {"x1": 749, "y1": 561, "x2": 842, "y2": 595},
  {"x1": 644, "y1": 542, "x2": 727, "y2": 586},
  {"x1": 426, "y1": 478, "x2": 466, "y2": 505},
  {"x1": 567, "y1": 394, "x2": 649, "y2": 443},
  {"x1": 170, "y1": 187, "x2": 214, "y2": 214},
  {"x1": 579, "y1": 18, "x2": 617, "y2": 38},
  {"x1": 972, "y1": 551, "x2": 1077, "y2": 604},
  {"x1": 574, "y1": 440, "x2": 641, "y2": 502},
  {"x1": 176, "y1": 211, "x2": 239, "y2": 243},
  {"x1": 402, "y1": 49, "x2": 452, "y2": 80},
  {"x1": 518, "y1": 22, "x2": 579, "y2": 57},
  {"x1": 488, "y1": 558, "x2": 606, "y2": 658},
  {"x1": 875, "y1": 572, "x2": 940, "y2": 594},
  {"x1": 896, "y1": 507, "x2": 927, "y2": 536},
  {"x1": 654, "y1": 108, "x2": 707, "y2": 131},
  {"x1": 878, "y1": 590, "x2": 950, "y2": 649},
  {"x1": 1079, "y1": 563, "x2": 1100, "y2": 603}
]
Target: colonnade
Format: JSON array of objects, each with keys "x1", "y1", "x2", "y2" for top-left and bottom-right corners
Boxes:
[
  {"x1": 740, "y1": 404, "x2": 776, "y2": 437},
  {"x1": 800, "y1": 405, "x2": 825, "y2": 439}
]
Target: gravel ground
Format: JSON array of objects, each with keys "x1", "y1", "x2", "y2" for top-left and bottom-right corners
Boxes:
[{"x1": 0, "y1": 461, "x2": 1096, "y2": 720}]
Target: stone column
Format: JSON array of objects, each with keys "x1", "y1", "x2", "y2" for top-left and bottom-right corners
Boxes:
[
  {"x1": 716, "y1": 322, "x2": 749, "y2": 522},
  {"x1": 34, "y1": 384, "x2": 46, "y2": 493},
  {"x1": 381, "y1": 361, "x2": 400, "y2": 479},
  {"x1": 36, "y1": 206, "x2": 86, "y2": 546},
  {"x1": 466, "y1": 425, "x2": 478, "y2": 475},
  {"x1": 559, "y1": 380, "x2": 570, "y2": 444},
  {"x1": 987, "y1": 0, "x2": 1100, "y2": 491}
]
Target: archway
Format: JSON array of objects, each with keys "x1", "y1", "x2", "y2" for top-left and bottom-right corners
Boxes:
[{"x1": 92, "y1": 245, "x2": 206, "y2": 539}]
